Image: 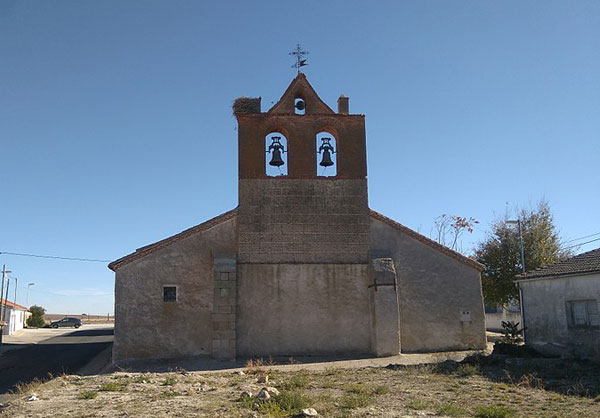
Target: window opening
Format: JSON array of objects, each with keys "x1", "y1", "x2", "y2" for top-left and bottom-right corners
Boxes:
[
  {"x1": 566, "y1": 299, "x2": 599, "y2": 327},
  {"x1": 163, "y1": 286, "x2": 177, "y2": 302},
  {"x1": 294, "y1": 98, "x2": 306, "y2": 115},
  {"x1": 265, "y1": 133, "x2": 288, "y2": 177},
  {"x1": 316, "y1": 132, "x2": 337, "y2": 177}
]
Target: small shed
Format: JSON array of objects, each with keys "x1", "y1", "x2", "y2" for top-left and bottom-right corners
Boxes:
[
  {"x1": 516, "y1": 247, "x2": 600, "y2": 359},
  {"x1": 0, "y1": 299, "x2": 29, "y2": 336}
]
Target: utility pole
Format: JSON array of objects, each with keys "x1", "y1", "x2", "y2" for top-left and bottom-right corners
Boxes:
[
  {"x1": 25, "y1": 283, "x2": 35, "y2": 328},
  {"x1": 2, "y1": 278, "x2": 10, "y2": 331},
  {"x1": 0, "y1": 265, "x2": 12, "y2": 344}
]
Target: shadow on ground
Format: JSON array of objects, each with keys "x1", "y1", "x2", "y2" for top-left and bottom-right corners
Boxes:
[{"x1": 0, "y1": 328, "x2": 113, "y2": 394}]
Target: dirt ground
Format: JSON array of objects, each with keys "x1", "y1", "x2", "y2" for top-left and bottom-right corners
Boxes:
[{"x1": 1, "y1": 354, "x2": 599, "y2": 418}]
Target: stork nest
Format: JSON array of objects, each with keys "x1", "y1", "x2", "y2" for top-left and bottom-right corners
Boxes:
[{"x1": 232, "y1": 97, "x2": 261, "y2": 115}]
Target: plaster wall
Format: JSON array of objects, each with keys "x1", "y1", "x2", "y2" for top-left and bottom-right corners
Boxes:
[
  {"x1": 113, "y1": 217, "x2": 237, "y2": 363},
  {"x1": 370, "y1": 218, "x2": 486, "y2": 352},
  {"x1": 237, "y1": 263, "x2": 371, "y2": 356},
  {"x1": 519, "y1": 273, "x2": 600, "y2": 359}
]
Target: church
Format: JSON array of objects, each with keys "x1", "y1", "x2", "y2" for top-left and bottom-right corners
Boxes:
[{"x1": 109, "y1": 73, "x2": 486, "y2": 364}]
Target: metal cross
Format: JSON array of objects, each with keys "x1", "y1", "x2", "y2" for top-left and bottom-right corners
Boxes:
[{"x1": 290, "y1": 43, "x2": 309, "y2": 73}]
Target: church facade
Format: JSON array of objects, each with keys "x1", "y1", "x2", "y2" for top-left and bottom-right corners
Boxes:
[{"x1": 109, "y1": 74, "x2": 486, "y2": 363}]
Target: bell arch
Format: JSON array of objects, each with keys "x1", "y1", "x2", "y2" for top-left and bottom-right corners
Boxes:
[
  {"x1": 316, "y1": 131, "x2": 337, "y2": 177},
  {"x1": 265, "y1": 132, "x2": 288, "y2": 177}
]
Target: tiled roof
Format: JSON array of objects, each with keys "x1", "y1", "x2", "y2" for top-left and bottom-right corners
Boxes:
[
  {"x1": 108, "y1": 208, "x2": 238, "y2": 271},
  {"x1": 516, "y1": 247, "x2": 600, "y2": 280},
  {"x1": 370, "y1": 210, "x2": 485, "y2": 272},
  {"x1": 0, "y1": 299, "x2": 28, "y2": 311}
]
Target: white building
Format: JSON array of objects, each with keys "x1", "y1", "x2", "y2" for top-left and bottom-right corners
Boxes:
[
  {"x1": 1, "y1": 299, "x2": 29, "y2": 336},
  {"x1": 516, "y1": 247, "x2": 600, "y2": 359}
]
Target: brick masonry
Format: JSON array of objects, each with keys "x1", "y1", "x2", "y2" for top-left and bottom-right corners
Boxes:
[
  {"x1": 238, "y1": 179, "x2": 370, "y2": 264},
  {"x1": 211, "y1": 257, "x2": 237, "y2": 360}
]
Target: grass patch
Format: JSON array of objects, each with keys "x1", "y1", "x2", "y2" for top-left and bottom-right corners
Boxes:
[
  {"x1": 456, "y1": 363, "x2": 479, "y2": 377},
  {"x1": 437, "y1": 403, "x2": 467, "y2": 417},
  {"x1": 13, "y1": 378, "x2": 43, "y2": 395},
  {"x1": 406, "y1": 398, "x2": 431, "y2": 410},
  {"x1": 342, "y1": 393, "x2": 371, "y2": 409},
  {"x1": 280, "y1": 372, "x2": 310, "y2": 390},
  {"x1": 250, "y1": 390, "x2": 311, "y2": 416},
  {"x1": 161, "y1": 376, "x2": 177, "y2": 386},
  {"x1": 594, "y1": 394, "x2": 600, "y2": 402},
  {"x1": 99, "y1": 381, "x2": 129, "y2": 392},
  {"x1": 474, "y1": 405, "x2": 516, "y2": 418},
  {"x1": 77, "y1": 390, "x2": 98, "y2": 400}
]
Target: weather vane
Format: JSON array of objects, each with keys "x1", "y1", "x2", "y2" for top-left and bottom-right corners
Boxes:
[{"x1": 290, "y1": 43, "x2": 309, "y2": 74}]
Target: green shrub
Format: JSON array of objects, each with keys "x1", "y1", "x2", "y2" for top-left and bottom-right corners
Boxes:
[
  {"x1": 406, "y1": 399, "x2": 431, "y2": 410},
  {"x1": 342, "y1": 393, "x2": 371, "y2": 409},
  {"x1": 437, "y1": 403, "x2": 467, "y2": 417},
  {"x1": 26, "y1": 305, "x2": 46, "y2": 328},
  {"x1": 77, "y1": 390, "x2": 98, "y2": 400},
  {"x1": 99, "y1": 381, "x2": 128, "y2": 392},
  {"x1": 456, "y1": 364, "x2": 479, "y2": 377},
  {"x1": 162, "y1": 376, "x2": 177, "y2": 386}
]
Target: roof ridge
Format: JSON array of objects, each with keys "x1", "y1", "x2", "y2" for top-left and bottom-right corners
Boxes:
[
  {"x1": 108, "y1": 208, "x2": 238, "y2": 271},
  {"x1": 369, "y1": 209, "x2": 484, "y2": 272}
]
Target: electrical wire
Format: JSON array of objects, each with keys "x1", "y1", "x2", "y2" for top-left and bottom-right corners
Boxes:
[
  {"x1": 562, "y1": 232, "x2": 600, "y2": 244},
  {"x1": 563, "y1": 237, "x2": 600, "y2": 251},
  {"x1": 0, "y1": 251, "x2": 110, "y2": 263}
]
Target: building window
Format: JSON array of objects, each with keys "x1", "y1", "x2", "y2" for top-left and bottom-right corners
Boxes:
[
  {"x1": 566, "y1": 300, "x2": 599, "y2": 328},
  {"x1": 163, "y1": 286, "x2": 177, "y2": 302}
]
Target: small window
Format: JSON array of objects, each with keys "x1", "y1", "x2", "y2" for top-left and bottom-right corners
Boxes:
[
  {"x1": 163, "y1": 286, "x2": 177, "y2": 302},
  {"x1": 566, "y1": 300, "x2": 599, "y2": 328},
  {"x1": 294, "y1": 98, "x2": 305, "y2": 115}
]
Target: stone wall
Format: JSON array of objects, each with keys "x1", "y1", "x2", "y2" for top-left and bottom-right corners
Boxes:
[
  {"x1": 370, "y1": 217, "x2": 487, "y2": 352},
  {"x1": 238, "y1": 179, "x2": 369, "y2": 264},
  {"x1": 519, "y1": 273, "x2": 600, "y2": 359},
  {"x1": 112, "y1": 217, "x2": 237, "y2": 363},
  {"x1": 236, "y1": 263, "x2": 371, "y2": 356}
]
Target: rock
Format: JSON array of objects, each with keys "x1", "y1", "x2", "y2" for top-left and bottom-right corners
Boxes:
[
  {"x1": 236, "y1": 371, "x2": 246, "y2": 375},
  {"x1": 301, "y1": 408, "x2": 318, "y2": 417},
  {"x1": 239, "y1": 391, "x2": 253, "y2": 400},
  {"x1": 257, "y1": 388, "x2": 270, "y2": 401},
  {"x1": 27, "y1": 395, "x2": 39, "y2": 401},
  {"x1": 265, "y1": 387, "x2": 280, "y2": 396},
  {"x1": 257, "y1": 375, "x2": 268, "y2": 384}
]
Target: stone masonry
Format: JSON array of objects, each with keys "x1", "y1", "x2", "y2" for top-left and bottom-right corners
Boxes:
[{"x1": 211, "y1": 255, "x2": 237, "y2": 360}]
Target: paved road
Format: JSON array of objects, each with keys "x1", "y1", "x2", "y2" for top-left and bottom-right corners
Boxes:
[{"x1": 0, "y1": 325, "x2": 113, "y2": 394}]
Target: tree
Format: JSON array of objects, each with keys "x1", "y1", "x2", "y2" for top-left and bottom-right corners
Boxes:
[
  {"x1": 433, "y1": 214, "x2": 478, "y2": 252},
  {"x1": 475, "y1": 200, "x2": 571, "y2": 306},
  {"x1": 26, "y1": 305, "x2": 46, "y2": 328}
]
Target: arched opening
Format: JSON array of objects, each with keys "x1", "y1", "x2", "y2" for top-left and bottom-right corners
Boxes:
[
  {"x1": 316, "y1": 132, "x2": 337, "y2": 177},
  {"x1": 265, "y1": 132, "x2": 288, "y2": 177},
  {"x1": 294, "y1": 97, "x2": 306, "y2": 115}
]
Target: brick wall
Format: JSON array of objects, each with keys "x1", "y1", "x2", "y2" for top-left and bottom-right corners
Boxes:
[{"x1": 238, "y1": 179, "x2": 369, "y2": 264}]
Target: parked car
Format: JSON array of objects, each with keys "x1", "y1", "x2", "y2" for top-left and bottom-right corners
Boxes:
[{"x1": 50, "y1": 317, "x2": 82, "y2": 329}]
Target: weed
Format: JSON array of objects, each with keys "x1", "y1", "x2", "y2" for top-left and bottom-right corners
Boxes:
[
  {"x1": 474, "y1": 405, "x2": 515, "y2": 418},
  {"x1": 342, "y1": 393, "x2": 371, "y2": 409},
  {"x1": 161, "y1": 376, "x2": 177, "y2": 386},
  {"x1": 372, "y1": 385, "x2": 390, "y2": 395},
  {"x1": 253, "y1": 390, "x2": 311, "y2": 416},
  {"x1": 77, "y1": 390, "x2": 98, "y2": 400},
  {"x1": 345, "y1": 383, "x2": 369, "y2": 394},
  {"x1": 281, "y1": 372, "x2": 310, "y2": 390},
  {"x1": 517, "y1": 373, "x2": 544, "y2": 389},
  {"x1": 406, "y1": 399, "x2": 431, "y2": 410},
  {"x1": 13, "y1": 378, "x2": 42, "y2": 395},
  {"x1": 99, "y1": 381, "x2": 129, "y2": 392},
  {"x1": 594, "y1": 395, "x2": 600, "y2": 403},
  {"x1": 456, "y1": 364, "x2": 479, "y2": 377},
  {"x1": 437, "y1": 403, "x2": 467, "y2": 417}
]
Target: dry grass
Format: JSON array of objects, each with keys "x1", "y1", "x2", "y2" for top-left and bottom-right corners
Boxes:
[{"x1": 1, "y1": 360, "x2": 599, "y2": 417}]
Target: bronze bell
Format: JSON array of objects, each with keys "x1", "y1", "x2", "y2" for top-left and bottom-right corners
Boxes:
[
  {"x1": 269, "y1": 148, "x2": 284, "y2": 167},
  {"x1": 319, "y1": 149, "x2": 334, "y2": 167},
  {"x1": 318, "y1": 137, "x2": 336, "y2": 167},
  {"x1": 267, "y1": 136, "x2": 285, "y2": 167}
]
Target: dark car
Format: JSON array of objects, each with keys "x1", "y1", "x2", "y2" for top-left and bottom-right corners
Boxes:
[{"x1": 50, "y1": 317, "x2": 81, "y2": 329}]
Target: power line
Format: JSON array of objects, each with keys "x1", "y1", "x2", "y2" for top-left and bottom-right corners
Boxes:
[
  {"x1": 0, "y1": 251, "x2": 110, "y2": 263},
  {"x1": 562, "y1": 231, "x2": 600, "y2": 244},
  {"x1": 563, "y1": 237, "x2": 600, "y2": 251}
]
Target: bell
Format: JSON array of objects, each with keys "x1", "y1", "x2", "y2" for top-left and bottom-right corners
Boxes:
[
  {"x1": 319, "y1": 149, "x2": 334, "y2": 167},
  {"x1": 269, "y1": 149, "x2": 284, "y2": 167}
]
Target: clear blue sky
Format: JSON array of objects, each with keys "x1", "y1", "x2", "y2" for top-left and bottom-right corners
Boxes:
[{"x1": 1, "y1": 1, "x2": 598, "y2": 315}]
